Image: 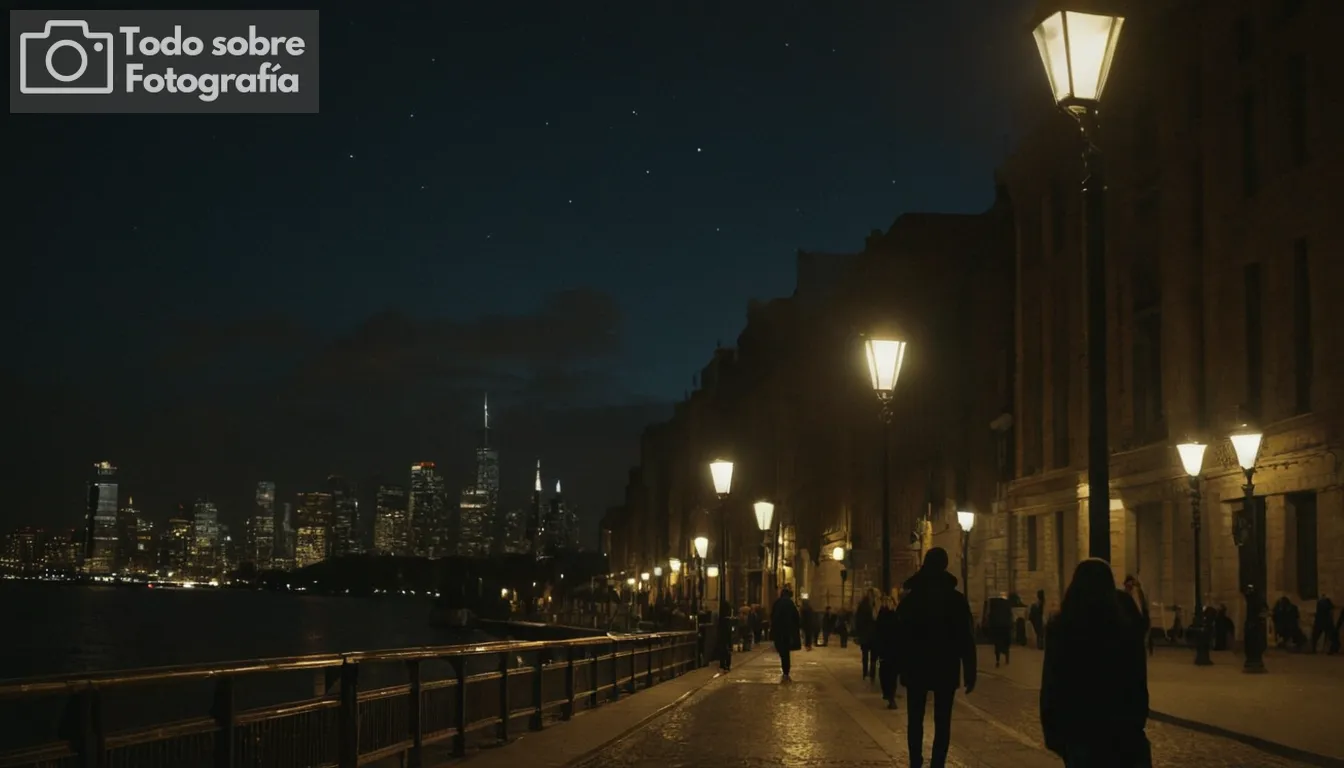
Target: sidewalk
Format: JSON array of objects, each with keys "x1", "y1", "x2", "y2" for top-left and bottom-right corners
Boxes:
[{"x1": 976, "y1": 644, "x2": 1344, "y2": 763}]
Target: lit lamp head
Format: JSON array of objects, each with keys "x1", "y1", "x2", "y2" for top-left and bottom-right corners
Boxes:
[
  {"x1": 653, "y1": 566, "x2": 663, "y2": 577},
  {"x1": 626, "y1": 577, "x2": 636, "y2": 586},
  {"x1": 669, "y1": 558, "x2": 682, "y2": 574},
  {"x1": 1176, "y1": 441, "x2": 1208, "y2": 478},
  {"x1": 706, "y1": 565, "x2": 720, "y2": 579},
  {"x1": 500, "y1": 588, "x2": 509, "y2": 598},
  {"x1": 1031, "y1": 1, "x2": 1125, "y2": 116},
  {"x1": 1229, "y1": 426, "x2": 1264, "y2": 472},
  {"x1": 831, "y1": 546, "x2": 846, "y2": 562},
  {"x1": 640, "y1": 572, "x2": 650, "y2": 582},
  {"x1": 753, "y1": 501, "x2": 775, "y2": 532},
  {"x1": 957, "y1": 510, "x2": 976, "y2": 532},
  {"x1": 709, "y1": 459, "x2": 734, "y2": 497},
  {"x1": 865, "y1": 337, "x2": 907, "y2": 397},
  {"x1": 693, "y1": 536, "x2": 709, "y2": 560}
]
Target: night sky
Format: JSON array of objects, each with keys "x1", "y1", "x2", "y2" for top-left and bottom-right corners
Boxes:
[{"x1": 8, "y1": 0, "x2": 1048, "y2": 540}]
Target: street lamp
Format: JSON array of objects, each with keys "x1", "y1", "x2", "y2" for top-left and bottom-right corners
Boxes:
[
  {"x1": 865, "y1": 336, "x2": 907, "y2": 594},
  {"x1": 1229, "y1": 424, "x2": 1266, "y2": 673},
  {"x1": 1176, "y1": 440, "x2": 1213, "y2": 666},
  {"x1": 668, "y1": 558, "x2": 681, "y2": 573},
  {"x1": 754, "y1": 501, "x2": 775, "y2": 608},
  {"x1": 653, "y1": 566, "x2": 662, "y2": 577},
  {"x1": 707, "y1": 565, "x2": 720, "y2": 579},
  {"x1": 709, "y1": 459, "x2": 734, "y2": 609},
  {"x1": 957, "y1": 510, "x2": 975, "y2": 599},
  {"x1": 1031, "y1": 2, "x2": 1125, "y2": 560},
  {"x1": 832, "y1": 545, "x2": 848, "y2": 609}
]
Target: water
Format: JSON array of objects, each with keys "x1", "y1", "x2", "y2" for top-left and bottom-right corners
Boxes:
[{"x1": 0, "y1": 582, "x2": 491, "y2": 749}]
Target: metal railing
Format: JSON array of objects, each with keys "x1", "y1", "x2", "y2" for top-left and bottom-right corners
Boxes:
[{"x1": 0, "y1": 630, "x2": 698, "y2": 768}]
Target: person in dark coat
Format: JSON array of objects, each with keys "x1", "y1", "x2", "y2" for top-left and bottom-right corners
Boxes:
[
  {"x1": 822, "y1": 606, "x2": 835, "y2": 646},
  {"x1": 894, "y1": 548, "x2": 976, "y2": 768},
  {"x1": 1030, "y1": 589, "x2": 1046, "y2": 649},
  {"x1": 801, "y1": 599, "x2": 816, "y2": 651},
  {"x1": 855, "y1": 592, "x2": 877, "y2": 679},
  {"x1": 987, "y1": 595, "x2": 1013, "y2": 667},
  {"x1": 771, "y1": 586, "x2": 803, "y2": 680},
  {"x1": 1041, "y1": 558, "x2": 1150, "y2": 767},
  {"x1": 1311, "y1": 594, "x2": 1337, "y2": 654},
  {"x1": 874, "y1": 595, "x2": 899, "y2": 709},
  {"x1": 716, "y1": 600, "x2": 733, "y2": 671}
]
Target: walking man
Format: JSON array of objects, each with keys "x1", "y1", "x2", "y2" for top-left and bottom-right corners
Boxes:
[
  {"x1": 894, "y1": 547, "x2": 977, "y2": 768},
  {"x1": 771, "y1": 585, "x2": 802, "y2": 681}
]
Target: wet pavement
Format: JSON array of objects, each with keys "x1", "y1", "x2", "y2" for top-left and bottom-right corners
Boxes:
[{"x1": 574, "y1": 644, "x2": 1320, "y2": 768}]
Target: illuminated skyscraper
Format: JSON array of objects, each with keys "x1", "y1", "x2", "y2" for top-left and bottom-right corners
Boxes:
[
  {"x1": 83, "y1": 462, "x2": 118, "y2": 575},
  {"x1": 373, "y1": 484, "x2": 408, "y2": 555},
  {"x1": 115, "y1": 497, "x2": 140, "y2": 574},
  {"x1": 541, "y1": 480, "x2": 576, "y2": 556},
  {"x1": 328, "y1": 475, "x2": 360, "y2": 557},
  {"x1": 529, "y1": 459, "x2": 543, "y2": 558},
  {"x1": 277, "y1": 502, "x2": 296, "y2": 569},
  {"x1": 249, "y1": 481, "x2": 276, "y2": 570},
  {"x1": 191, "y1": 499, "x2": 221, "y2": 577},
  {"x1": 409, "y1": 462, "x2": 446, "y2": 557},
  {"x1": 458, "y1": 395, "x2": 499, "y2": 558},
  {"x1": 159, "y1": 515, "x2": 192, "y2": 576},
  {"x1": 295, "y1": 491, "x2": 332, "y2": 568}
]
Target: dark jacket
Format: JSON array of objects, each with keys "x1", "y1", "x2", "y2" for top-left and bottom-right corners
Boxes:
[
  {"x1": 893, "y1": 570, "x2": 976, "y2": 691},
  {"x1": 771, "y1": 596, "x2": 802, "y2": 653},
  {"x1": 1040, "y1": 589, "x2": 1149, "y2": 760},
  {"x1": 874, "y1": 605, "x2": 899, "y2": 660},
  {"x1": 854, "y1": 598, "x2": 876, "y2": 646}
]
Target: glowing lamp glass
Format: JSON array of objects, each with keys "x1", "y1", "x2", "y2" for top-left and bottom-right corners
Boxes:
[
  {"x1": 865, "y1": 338, "x2": 907, "y2": 393},
  {"x1": 1032, "y1": 10, "x2": 1125, "y2": 110},
  {"x1": 753, "y1": 501, "x2": 775, "y2": 531},
  {"x1": 1230, "y1": 430, "x2": 1263, "y2": 471},
  {"x1": 709, "y1": 459, "x2": 734, "y2": 496},
  {"x1": 693, "y1": 536, "x2": 709, "y2": 559},
  {"x1": 1176, "y1": 442, "x2": 1207, "y2": 478},
  {"x1": 957, "y1": 510, "x2": 976, "y2": 532}
]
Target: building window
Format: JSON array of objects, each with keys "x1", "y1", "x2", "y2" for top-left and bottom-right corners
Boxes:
[
  {"x1": 1027, "y1": 515, "x2": 1039, "y2": 571},
  {"x1": 1288, "y1": 492, "x2": 1318, "y2": 600},
  {"x1": 1235, "y1": 16, "x2": 1253, "y2": 62},
  {"x1": 1241, "y1": 88, "x2": 1258, "y2": 197},
  {"x1": 1244, "y1": 263, "x2": 1263, "y2": 419},
  {"x1": 1286, "y1": 55, "x2": 1309, "y2": 168},
  {"x1": 1293, "y1": 240, "x2": 1312, "y2": 414}
]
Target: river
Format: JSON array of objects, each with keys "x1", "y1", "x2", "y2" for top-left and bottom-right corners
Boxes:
[{"x1": 0, "y1": 581, "x2": 490, "y2": 749}]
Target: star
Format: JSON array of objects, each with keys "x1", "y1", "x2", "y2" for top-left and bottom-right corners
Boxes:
[
  {"x1": 645, "y1": 170, "x2": 651, "y2": 175},
  {"x1": 568, "y1": 199, "x2": 573, "y2": 204},
  {"x1": 631, "y1": 109, "x2": 638, "y2": 116},
  {"x1": 486, "y1": 233, "x2": 493, "y2": 239},
  {"x1": 784, "y1": 42, "x2": 790, "y2": 48},
  {"x1": 419, "y1": 185, "x2": 426, "y2": 190},
  {"x1": 545, "y1": 121, "x2": 550, "y2": 126},
  {"x1": 348, "y1": 153, "x2": 355, "y2": 159},
  {"x1": 697, "y1": 147, "x2": 702, "y2": 153},
  {"x1": 715, "y1": 227, "x2": 721, "y2": 232},
  {"x1": 409, "y1": 113, "x2": 415, "y2": 118}
]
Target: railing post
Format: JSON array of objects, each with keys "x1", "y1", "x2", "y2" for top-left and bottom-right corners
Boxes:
[
  {"x1": 211, "y1": 677, "x2": 236, "y2": 768},
  {"x1": 627, "y1": 641, "x2": 637, "y2": 694},
  {"x1": 609, "y1": 641, "x2": 620, "y2": 702},
  {"x1": 529, "y1": 650, "x2": 545, "y2": 731},
  {"x1": 497, "y1": 651, "x2": 510, "y2": 742},
  {"x1": 563, "y1": 647, "x2": 576, "y2": 721},
  {"x1": 645, "y1": 639, "x2": 654, "y2": 688},
  {"x1": 406, "y1": 660, "x2": 423, "y2": 768},
  {"x1": 588, "y1": 647, "x2": 599, "y2": 709},
  {"x1": 60, "y1": 688, "x2": 104, "y2": 768},
  {"x1": 338, "y1": 662, "x2": 359, "y2": 768},
  {"x1": 453, "y1": 657, "x2": 468, "y2": 758}
]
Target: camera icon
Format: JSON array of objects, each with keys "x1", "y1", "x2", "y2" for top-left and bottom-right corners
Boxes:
[{"x1": 19, "y1": 20, "x2": 114, "y2": 94}]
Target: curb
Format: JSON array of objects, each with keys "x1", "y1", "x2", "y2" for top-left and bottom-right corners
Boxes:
[
  {"x1": 564, "y1": 649, "x2": 766, "y2": 767},
  {"x1": 978, "y1": 668, "x2": 1344, "y2": 768}
]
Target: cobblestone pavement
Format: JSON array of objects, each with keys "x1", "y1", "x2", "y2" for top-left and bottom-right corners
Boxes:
[{"x1": 581, "y1": 645, "x2": 1318, "y2": 768}]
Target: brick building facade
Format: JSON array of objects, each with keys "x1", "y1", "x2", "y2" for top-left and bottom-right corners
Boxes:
[{"x1": 995, "y1": 0, "x2": 1343, "y2": 637}]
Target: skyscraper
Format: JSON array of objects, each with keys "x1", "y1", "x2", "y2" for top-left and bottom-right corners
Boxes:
[
  {"x1": 408, "y1": 462, "x2": 446, "y2": 558},
  {"x1": 373, "y1": 484, "x2": 408, "y2": 555},
  {"x1": 250, "y1": 481, "x2": 276, "y2": 570},
  {"x1": 541, "y1": 480, "x2": 576, "y2": 556},
  {"x1": 190, "y1": 499, "x2": 221, "y2": 577},
  {"x1": 294, "y1": 492, "x2": 332, "y2": 568},
  {"x1": 458, "y1": 395, "x2": 498, "y2": 558},
  {"x1": 83, "y1": 462, "x2": 118, "y2": 575},
  {"x1": 328, "y1": 475, "x2": 360, "y2": 557},
  {"x1": 115, "y1": 497, "x2": 140, "y2": 574},
  {"x1": 529, "y1": 459, "x2": 543, "y2": 558},
  {"x1": 278, "y1": 502, "x2": 296, "y2": 569}
]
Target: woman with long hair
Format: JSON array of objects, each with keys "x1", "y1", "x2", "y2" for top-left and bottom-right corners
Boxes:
[{"x1": 1040, "y1": 559, "x2": 1151, "y2": 767}]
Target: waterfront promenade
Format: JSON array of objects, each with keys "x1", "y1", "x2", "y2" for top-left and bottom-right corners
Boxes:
[{"x1": 477, "y1": 644, "x2": 1339, "y2": 768}]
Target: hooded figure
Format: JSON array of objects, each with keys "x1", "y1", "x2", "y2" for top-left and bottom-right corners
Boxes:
[
  {"x1": 894, "y1": 547, "x2": 976, "y2": 768},
  {"x1": 1041, "y1": 558, "x2": 1150, "y2": 766}
]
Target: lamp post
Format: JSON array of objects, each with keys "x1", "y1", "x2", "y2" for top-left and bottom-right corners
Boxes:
[
  {"x1": 865, "y1": 337, "x2": 907, "y2": 594},
  {"x1": 1176, "y1": 441, "x2": 1213, "y2": 666},
  {"x1": 832, "y1": 545, "x2": 848, "y2": 609},
  {"x1": 709, "y1": 459, "x2": 734, "y2": 609},
  {"x1": 693, "y1": 536, "x2": 709, "y2": 620},
  {"x1": 957, "y1": 510, "x2": 976, "y2": 598},
  {"x1": 1229, "y1": 425, "x2": 1267, "y2": 673},
  {"x1": 754, "y1": 501, "x2": 775, "y2": 609},
  {"x1": 669, "y1": 557, "x2": 682, "y2": 605},
  {"x1": 1031, "y1": 4, "x2": 1125, "y2": 559}
]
